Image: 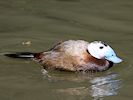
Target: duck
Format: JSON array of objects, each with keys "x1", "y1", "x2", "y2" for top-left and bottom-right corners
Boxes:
[{"x1": 5, "y1": 40, "x2": 122, "y2": 72}]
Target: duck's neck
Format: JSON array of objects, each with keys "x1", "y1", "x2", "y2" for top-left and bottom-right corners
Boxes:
[{"x1": 85, "y1": 50, "x2": 113, "y2": 69}]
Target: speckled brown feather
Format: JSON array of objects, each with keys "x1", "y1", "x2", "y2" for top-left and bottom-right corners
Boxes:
[{"x1": 34, "y1": 40, "x2": 112, "y2": 72}]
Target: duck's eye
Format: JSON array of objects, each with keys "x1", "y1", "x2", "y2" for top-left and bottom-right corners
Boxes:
[{"x1": 99, "y1": 46, "x2": 104, "y2": 49}]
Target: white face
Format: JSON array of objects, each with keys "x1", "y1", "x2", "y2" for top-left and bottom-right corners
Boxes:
[{"x1": 87, "y1": 41, "x2": 122, "y2": 63}]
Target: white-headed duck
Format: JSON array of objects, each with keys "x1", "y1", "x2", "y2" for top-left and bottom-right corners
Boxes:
[{"x1": 5, "y1": 40, "x2": 122, "y2": 72}]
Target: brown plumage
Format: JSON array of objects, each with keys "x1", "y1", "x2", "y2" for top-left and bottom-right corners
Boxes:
[{"x1": 33, "y1": 40, "x2": 113, "y2": 72}]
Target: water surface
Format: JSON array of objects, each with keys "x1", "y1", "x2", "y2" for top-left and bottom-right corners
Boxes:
[{"x1": 0, "y1": 0, "x2": 133, "y2": 100}]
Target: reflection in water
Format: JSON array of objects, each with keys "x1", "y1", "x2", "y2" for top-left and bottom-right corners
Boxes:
[
  {"x1": 55, "y1": 73, "x2": 121, "y2": 100},
  {"x1": 90, "y1": 74, "x2": 121, "y2": 100}
]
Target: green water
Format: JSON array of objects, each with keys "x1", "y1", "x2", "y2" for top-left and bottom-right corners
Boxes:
[{"x1": 0, "y1": 0, "x2": 133, "y2": 100}]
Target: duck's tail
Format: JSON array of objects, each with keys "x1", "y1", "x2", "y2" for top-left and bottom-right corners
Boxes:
[{"x1": 4, "y1": 52, "x2": 35, "y2": 59}]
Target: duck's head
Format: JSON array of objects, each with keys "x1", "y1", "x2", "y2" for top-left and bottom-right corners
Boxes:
[{"x1": 87, "y1": 41, "x2": 122, "y2": 63}]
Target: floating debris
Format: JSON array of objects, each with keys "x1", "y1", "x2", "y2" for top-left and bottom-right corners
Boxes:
[{"x1": 22, "y1": 41, "x2": 31, "y2": 46}]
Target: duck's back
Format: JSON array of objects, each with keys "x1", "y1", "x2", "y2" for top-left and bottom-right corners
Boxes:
[
  {"x1": 35, "y1": 40, "x2": 90, "y2": 71},
  {"x1": 51, "y1": 40, "x2": 89, "y2": 56}
]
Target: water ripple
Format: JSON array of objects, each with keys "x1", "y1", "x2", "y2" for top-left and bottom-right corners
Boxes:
[{"x1": 90, "y1": 73, "x2": 121, "y2": 99}]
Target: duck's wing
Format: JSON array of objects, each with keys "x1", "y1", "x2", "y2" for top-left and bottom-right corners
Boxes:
[
  {"x1": 36, "y1": 40, "x2": 90, "y2": 71},
  {"x1": 47, "y1": 40, "x2": 89, "y2": 56}
]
